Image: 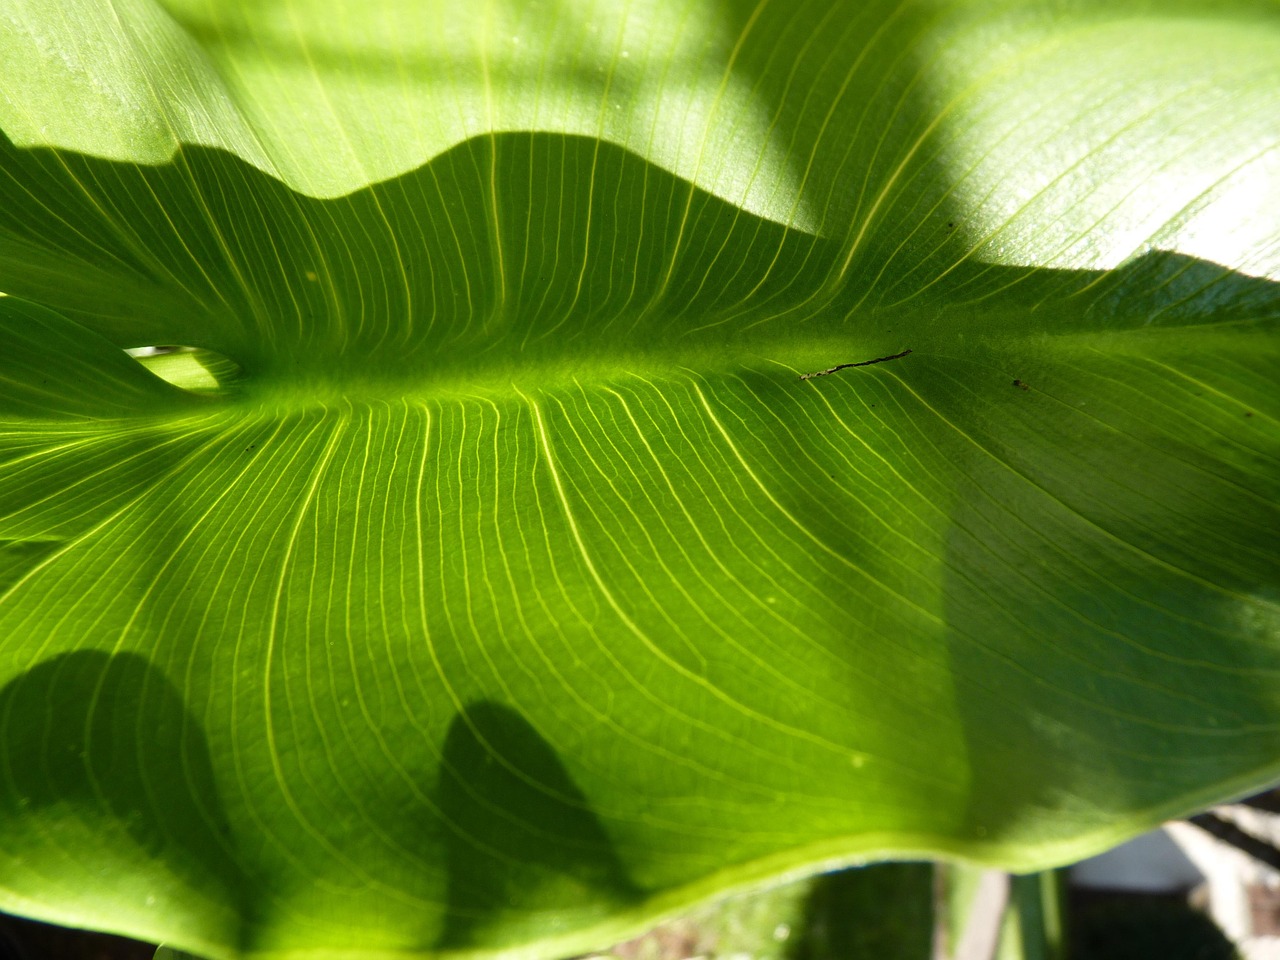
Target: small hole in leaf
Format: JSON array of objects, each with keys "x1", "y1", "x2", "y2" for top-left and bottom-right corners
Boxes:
[{"x1": 124, "y1": 345, "x2": 242, "y2": 395}]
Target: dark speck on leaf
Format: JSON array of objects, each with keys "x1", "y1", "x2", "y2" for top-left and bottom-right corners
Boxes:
[
  {"x1": 1245, "y1": 411, "x2": 1254, "y2": 417},
  {"x1": 1013, "y1": 379, "x2": 1030, "y2": 391}
]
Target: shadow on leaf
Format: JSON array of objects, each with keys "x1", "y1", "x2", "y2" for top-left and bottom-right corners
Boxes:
[
  {"x1": 0, "y1": 651, "x2": 249, "y2": 944},
  {"x1": 436, "y1": 699, "x2": 641, "y2": 950}
]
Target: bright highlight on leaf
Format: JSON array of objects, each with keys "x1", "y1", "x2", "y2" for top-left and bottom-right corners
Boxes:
[{"x1": 0, "y1": 2, "x2": 1278, "y2": 959}]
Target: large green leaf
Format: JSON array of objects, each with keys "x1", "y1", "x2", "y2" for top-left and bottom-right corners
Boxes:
[{"x1": 1, "y1": 1, "x2": 1278, "y2": 957}]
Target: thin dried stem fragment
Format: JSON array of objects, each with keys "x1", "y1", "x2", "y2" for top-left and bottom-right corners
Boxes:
[{"x1": 799, "y1": 349, "x2": 912, "y2": 381}]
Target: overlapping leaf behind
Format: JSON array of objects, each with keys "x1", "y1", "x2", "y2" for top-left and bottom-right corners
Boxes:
[{"x1": 0, "y1": 1, "x2": 1278, "y2": 957}]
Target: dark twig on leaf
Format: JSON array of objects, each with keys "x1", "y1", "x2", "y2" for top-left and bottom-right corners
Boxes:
[{"x1": 799, "y1": 349, "x2": 912, "y2": 381}]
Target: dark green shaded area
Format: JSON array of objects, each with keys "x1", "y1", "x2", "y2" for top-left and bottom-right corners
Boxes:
[
  {"x1": 0, "y1": 540, "x2": 61, "y2": 595},
  {"x1": 0, "y1": 652, "x2": 249, "y2": 942},
  {"x1": 436, "y1": 700, "x2": 641, "y2": 949}
]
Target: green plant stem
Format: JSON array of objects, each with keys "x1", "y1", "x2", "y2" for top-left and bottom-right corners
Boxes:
[{"x1": 1009, "y1": 871, "x2": 1064, "y2": 960}]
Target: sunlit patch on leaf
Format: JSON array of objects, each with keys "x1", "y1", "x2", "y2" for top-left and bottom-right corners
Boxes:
[{"x1": 125, "y1": 346, "x2": 244, "y2": 396}]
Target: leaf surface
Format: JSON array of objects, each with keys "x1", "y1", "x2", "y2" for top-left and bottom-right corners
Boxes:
[{"x1": 1, "y1": 1, "x2": 1278, "y2": 958}]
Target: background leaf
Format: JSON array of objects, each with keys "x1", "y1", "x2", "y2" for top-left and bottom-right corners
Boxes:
[{"x1": 0, "y1": 1, "x2": 1278, "y2": 958}]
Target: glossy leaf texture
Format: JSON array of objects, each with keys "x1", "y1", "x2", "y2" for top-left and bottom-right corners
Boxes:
[{"x1": 1, "y1": 1, "x2": 1279, "y2": 958}]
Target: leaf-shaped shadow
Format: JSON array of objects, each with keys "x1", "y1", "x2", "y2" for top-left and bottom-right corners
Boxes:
[
  {"x1": 435, "y1": 700, "x2": 641, "y2": 949},
  {"x1": 0, "y1": 651, "x2": 248, "y2": 945}
]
